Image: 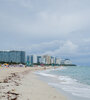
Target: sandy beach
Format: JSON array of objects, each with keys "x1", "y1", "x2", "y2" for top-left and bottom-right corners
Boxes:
[{"x1": 0, "y1": 67, "x2": 67, "y2": 100}]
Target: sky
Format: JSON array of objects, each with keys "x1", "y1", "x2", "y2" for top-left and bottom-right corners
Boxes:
[{"x1": 0, "y1": 0, "x2": 90, "y2": 65}]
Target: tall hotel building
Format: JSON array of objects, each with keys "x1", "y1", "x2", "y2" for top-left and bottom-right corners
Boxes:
[
  {"x1": 28, "y1": 55, "x2": 38, "y2": 64},
  {"x1": 0, "y1": 51, "x2": 25, "y2": 64},
  {"x1": 43, "y1": 55, "x2": 51, "y2": 64}
]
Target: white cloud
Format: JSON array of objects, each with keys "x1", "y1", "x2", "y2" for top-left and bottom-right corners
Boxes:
[
  {"x1": 42, "y1": 40, "x2": 78, "y2": 56},
  {"x1": 59, "y1": 41, "x2": 78, "y2": 53},
  {"x1": 5, "y1": 0, "x2": 32, "y2": 8},
  {"x1": 28, "y1": 40, "x2": 78, "y2": 57},
  {"x1": 19, "y1": 0, "x2": 33, "y2": 8},
  {"x1": 84, "y1": 38, "x2": 90, "y2": 42},
  {"x1": 1, "y1": 0, "x2": 90, "y2": 36}
]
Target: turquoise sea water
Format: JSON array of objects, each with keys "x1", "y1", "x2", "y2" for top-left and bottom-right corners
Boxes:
[
  {"x1": 49, "y1": 66, "x2": 90, "y2": 85},
  {"x1": 35, "y1": 66, "x2": 90, "y2": 100}
]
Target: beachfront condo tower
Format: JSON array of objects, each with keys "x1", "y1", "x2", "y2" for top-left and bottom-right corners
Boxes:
[{"x1": 0, "y1": 50, "x2": 25, "y2": 64}]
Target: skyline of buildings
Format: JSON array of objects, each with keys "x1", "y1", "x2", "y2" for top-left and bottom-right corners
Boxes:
[
  {"x1": 0, "y1": 50, "x2": 72, "y2": 65},
  {"x1": 27, "y1": 54, "x2": 72, "y2": 66}
]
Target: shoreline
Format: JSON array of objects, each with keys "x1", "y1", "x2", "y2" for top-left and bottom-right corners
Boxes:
[{"x1": 0, "y1": 66, "x2": 67, "y2": 100}]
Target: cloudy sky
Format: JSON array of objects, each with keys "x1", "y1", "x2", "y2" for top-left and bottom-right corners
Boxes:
[{"x1": 0, "y1": 0, "x2": 90, "y2": 65}]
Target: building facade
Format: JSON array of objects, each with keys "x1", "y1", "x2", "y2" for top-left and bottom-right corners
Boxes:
[
  {"x1": 43, "y1": 55, "x2": 51, "y2": 64},
  {"x1": 0, "y1": 51, "x2": 25, "y2": 64},
  {"x1": 27, "y1": 55, "x2": 31, "y2": 65},
  {"x1": 56, "y1": 58, "x2": 60, "y2": 65},
  {"x1": 29, "y1": 55, "x2": 37, "y2": 64},
  {"x1": 41, "y1": 56, "x2": 46, "y2": 64},
  {"x1": 37, "y1": 56, "x2": 42, "y2": 64}
]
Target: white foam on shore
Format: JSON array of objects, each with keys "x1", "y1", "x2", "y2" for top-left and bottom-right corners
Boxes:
[
  {"x1": 35, "y1": 72, "x2": 57, "y2": 78},
  {"x1": 35, "y1": 69, "x2": 90, "y2": 99},
  {"x1": 48, "y1": 76, "x2": 90, "y2": 99}
]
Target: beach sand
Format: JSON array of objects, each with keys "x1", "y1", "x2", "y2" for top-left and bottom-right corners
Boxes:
[{"x1": 0, "y1": 67, "x2": 67, "y2": 100}]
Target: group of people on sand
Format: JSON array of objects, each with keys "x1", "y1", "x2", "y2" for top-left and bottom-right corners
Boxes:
[{"x1": 0, "y1": 64, "x2": 25, "y2": 67}]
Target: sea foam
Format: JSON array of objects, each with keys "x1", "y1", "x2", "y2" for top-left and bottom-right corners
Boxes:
[{"x1": 35, "y1": 67, "x2": 90, "y2": 99}]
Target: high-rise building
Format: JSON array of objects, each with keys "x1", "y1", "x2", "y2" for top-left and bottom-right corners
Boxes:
[
  {"x1": 30, "y1": 55, "x2": 33, "y2": 64},
  {"x1": 0, "y1": 51, "x2": 9, "y2": 62},
  {"x1": 56, "y1": 58, "x2": 61, "y2": 65},
  {"x1": 0, "y1": 50, "x2": 25, "y2": 64},
  {"x1": 33, "y1": 55, "x2": 37, "y2": 64},
  {"x1": 29, "y1": 55, "x2": 37, "y2": 64},
  {"x1": 41, "y1": 56, "x2": 46, "y2": 64},
  {"x1": 27, "y1": 55, "x2": 31, "y2": 65},
  {"x1": 37, "y1": 56, "x2": 42, "y2": 64},
  {"x1": 51, "y1": 56, "x2": 55, "y2": 64},
  {"x1": 43, "y1": 55, "x2": 51, "y2": 64}
]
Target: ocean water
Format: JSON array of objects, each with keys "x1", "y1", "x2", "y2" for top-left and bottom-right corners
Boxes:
[{"x1": 35, "y1": 66, "x2": 90, "y2": 100}]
